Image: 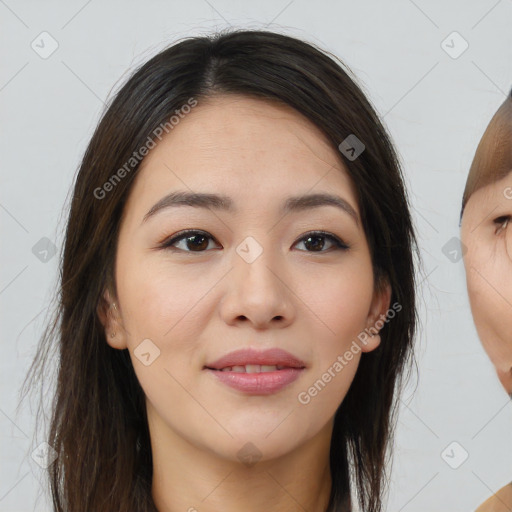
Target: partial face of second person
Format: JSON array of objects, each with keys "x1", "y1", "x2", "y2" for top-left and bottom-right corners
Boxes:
[
  {"x1": 461, "y1": 172, "x2": 512, "y2": 394},
  {"x1": 104, "y1": 94, "x2": 390, "y2": 464}
]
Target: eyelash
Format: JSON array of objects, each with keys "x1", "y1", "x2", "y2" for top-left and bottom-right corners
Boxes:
[
  {"x1": 158, "y1": 229, "x2": 350, "y2": 254},
  {"x1": 494, "y1": 215, "x2": 510, "y2": 235}
]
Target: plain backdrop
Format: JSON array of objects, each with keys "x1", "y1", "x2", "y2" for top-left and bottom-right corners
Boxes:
[{"x1": 1, "y1": 1, "x2": 511, "y2": 511}]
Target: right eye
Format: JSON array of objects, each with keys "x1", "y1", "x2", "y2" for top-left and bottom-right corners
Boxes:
[
  {"x1": 159, "y1": 230, "x2": 220, "y2": 253},
  {"x1": 494, "y1": 215, "x2": 510, "y2": 236}
]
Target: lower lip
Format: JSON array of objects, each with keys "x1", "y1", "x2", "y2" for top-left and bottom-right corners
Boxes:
[{"x1": 205, "y1": 368, "x2": 304, "y2": 394}]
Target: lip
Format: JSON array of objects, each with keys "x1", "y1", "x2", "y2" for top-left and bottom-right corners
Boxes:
[
  {"x1": 204, "y1": 347, "x2": 306, "y2": 370},
  {"x1": 203, "y1": 348, "x2": 307, "y2": 395},
  {"x1": 205, "y1": 367, "x2": 304, "y2": 394}
]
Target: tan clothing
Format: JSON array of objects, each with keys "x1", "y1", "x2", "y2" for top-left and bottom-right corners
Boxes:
[{"x1": 476, "y1": 482, "x2": 512, "y2": 512}]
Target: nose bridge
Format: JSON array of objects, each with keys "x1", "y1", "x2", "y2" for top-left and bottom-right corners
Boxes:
[
  {"x1": 234, "y1": 233, "x2": 284, "y2": 297},
  {"x1": 222, "y1": 233, "x2": 293, "y2": 327}
]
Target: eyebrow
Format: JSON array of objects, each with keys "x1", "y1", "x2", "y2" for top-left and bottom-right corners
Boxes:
[{"x1": 142, "y1": 190, "x2": 359, "y2": 225}]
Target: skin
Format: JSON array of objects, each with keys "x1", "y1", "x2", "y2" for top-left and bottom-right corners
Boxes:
[
  {"x1": 475, "y1": 483, "x2": 512, "y2": 512},
  {"x1": 98, "y1": 94, "x2": 391, "y2": 512},
  {"x1": 461, "y1": 172, "x2": 512, "y2": 512},
  {"x1": 461, "y1": 172, "x2": 512, "y2": 394}
]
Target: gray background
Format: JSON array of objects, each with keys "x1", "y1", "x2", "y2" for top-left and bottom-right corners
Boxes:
[{"x1": 1, "y1": 0, "x2": 511, "y2": 510}]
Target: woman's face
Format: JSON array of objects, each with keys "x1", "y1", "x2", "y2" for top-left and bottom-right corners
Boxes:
[
  {"x1": 104, "y1": 94, "x2": 390, "y2": 462},
  {"x1": 461, "y1": 172, "x2": 512, "y2": 394}
]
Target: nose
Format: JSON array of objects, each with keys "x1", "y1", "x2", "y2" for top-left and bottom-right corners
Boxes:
[{"x1": 219, "y1": 242, "x2": 295, "y2": 330}]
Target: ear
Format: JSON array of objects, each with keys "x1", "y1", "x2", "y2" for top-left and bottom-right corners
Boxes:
[
  {"x1": 96, "y1": 288, "x2": 128, "y2": 350},
  {"x1": 360, "y1": 278, "x2": 392, "y2": 353}
]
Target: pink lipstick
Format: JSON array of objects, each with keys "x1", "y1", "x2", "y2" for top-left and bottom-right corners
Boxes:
[{"x1": 204, "y1": 348, "x2": 306, "y2": 395}]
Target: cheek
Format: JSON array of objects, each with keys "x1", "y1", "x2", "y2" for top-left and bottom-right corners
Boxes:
[
  {"x1": 116, "y1": 258, "x2": 217, "y2": 425},
  {"x1": 465, "y1": 250, "x2": 512, "y2": 365},
  {"x1": 299, "y1": 258, "x2": 375, "y2": 388},
  {"x1": 506, "y1": 224, "x2": 512, "y2": 260},
  {"x1": 289, "y1": 265, "x2": 375, "y2": 437},
  {"x1": 464, "y1": 227, "x2": 512, "y2": 300},
  {"x1": 117, "y1": 253, "x2": 217, "y2": 340},
  {"x1": 313, "y1": 271, "x2": 373, "y2": 342}
]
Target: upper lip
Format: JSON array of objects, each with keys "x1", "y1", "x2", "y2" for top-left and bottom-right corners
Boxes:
[{"x1": 204, "y1": 348, "x2": 306, "y2": 370}]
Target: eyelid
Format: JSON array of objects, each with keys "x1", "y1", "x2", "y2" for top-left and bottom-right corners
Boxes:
[
  {"x1": 494, "y1": 215, "x2": 510, "y2": 234},
  {"x1": 296, "y1": 230, "x2": 350, "y2": 250},
  {"x1": 158, "y1": 229, "x2": 219, "y2": 249},
  {"x1": 494, "y1": 215, "x2": 510, "y2": 224}
]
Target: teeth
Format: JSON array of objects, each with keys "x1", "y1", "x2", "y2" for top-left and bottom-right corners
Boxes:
[{"x1": 218, "y1": 364, "x2": 281, "y2": 373}]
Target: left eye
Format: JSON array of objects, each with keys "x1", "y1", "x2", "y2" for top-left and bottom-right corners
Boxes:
[
  {"x1": 293, "y1": 231, "x2": 349, "y2": 252},
  {"x1": 159, "y1": 230, "x2": 349, "y2": 253},
  {"x1": 494, "y1": 215, "x2": 510, "y2": 235}
]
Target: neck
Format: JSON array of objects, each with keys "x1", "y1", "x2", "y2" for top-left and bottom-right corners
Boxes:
[{"x1": 148, "y1": 404, "x2": 334, "y2": 512}]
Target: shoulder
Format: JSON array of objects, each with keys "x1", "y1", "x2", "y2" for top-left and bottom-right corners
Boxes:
[{"x1": 475, "y1": 482, "x2": 512, "y2": 512}]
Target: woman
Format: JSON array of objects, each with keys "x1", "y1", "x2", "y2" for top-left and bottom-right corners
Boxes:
[
  {"x1": 460, "y1": 89, "x2": 512, "y2": 512},
  {"x1": 22, "y1": 29, "x2": 418, "y2": 512}
]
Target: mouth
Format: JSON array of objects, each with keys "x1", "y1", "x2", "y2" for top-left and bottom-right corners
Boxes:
[
  {"x1": 204, "y1": 347, "x2": 306, "y2": 371},
  {"x1": 203, "y1": 348, "x2": 306, "y2": 394},
  {"x1": 206, "y1": 364, "x2": 298, "y2": 373}
]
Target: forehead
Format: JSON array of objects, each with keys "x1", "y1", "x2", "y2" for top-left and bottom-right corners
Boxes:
[
  {"x1": 127, "y1": 94, "x2": 358, "y2": 214},
  {"x1": 165, "y1": 94, "x2": 332, "y2": 144},
  {"x1": 473, "y1": 172, "x2": 512, "y2": 201},
  {"x1": 144, "y1": 95, "x2": 341, "y2": 170},
  {"x1": 463, "y1": 171, "x2": 512, "y2": 221}
]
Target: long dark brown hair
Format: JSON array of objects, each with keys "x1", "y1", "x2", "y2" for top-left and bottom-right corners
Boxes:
[{"x1": 21, "y1": 28, "x2": 418, "y2": 512}]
